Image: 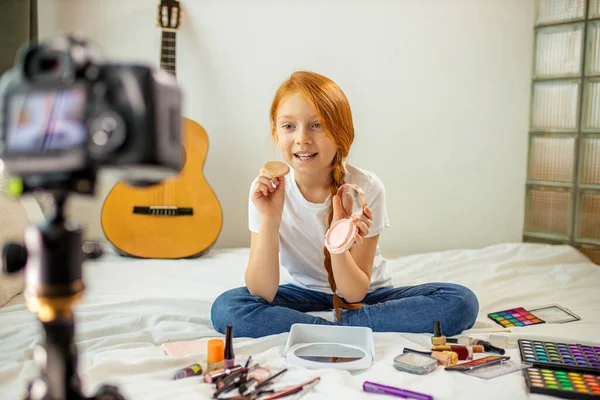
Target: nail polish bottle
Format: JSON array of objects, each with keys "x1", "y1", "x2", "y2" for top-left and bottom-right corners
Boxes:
[
  {"x1": 207, "y1": 339, "x2": 224, "y2": 373},
  {"x1": 431, "y1": 321, "x2": 446, "y2": 346}
]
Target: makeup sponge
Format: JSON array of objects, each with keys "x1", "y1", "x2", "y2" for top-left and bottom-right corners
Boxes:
[{"x1": 263, "y1": 161, "x2": 290, "y2": 177}]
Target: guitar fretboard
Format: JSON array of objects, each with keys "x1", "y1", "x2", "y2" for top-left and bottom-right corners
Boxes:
[{"x1": 160, "y1": 30, "x2": 177, "y2": 77}]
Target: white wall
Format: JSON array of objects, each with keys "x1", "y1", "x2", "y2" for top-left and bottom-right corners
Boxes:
[{"x1": 36, "y1": 0, "x2": 535, "y2": 255}]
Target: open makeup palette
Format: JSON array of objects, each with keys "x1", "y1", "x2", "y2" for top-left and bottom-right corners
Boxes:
[{"x1": 519, "y1": 339, "x2": 600, "y2": 399}]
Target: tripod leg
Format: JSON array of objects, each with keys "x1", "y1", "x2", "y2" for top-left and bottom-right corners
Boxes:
[{"x1": 25, "y1": 318, "x2": 83, "y2": 400}]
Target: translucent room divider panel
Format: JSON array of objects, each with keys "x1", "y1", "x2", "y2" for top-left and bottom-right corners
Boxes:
[{"x1": 525, "y1": 0, "x2": 600, "y2": 264}]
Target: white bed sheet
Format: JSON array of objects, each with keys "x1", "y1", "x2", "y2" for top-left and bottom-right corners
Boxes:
[{"x1": 1, "y1": 242, "x2": 599, "y2": 400}]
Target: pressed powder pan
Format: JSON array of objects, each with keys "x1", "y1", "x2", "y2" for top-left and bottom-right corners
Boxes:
[{"x1": 325, "y1": 183, "x2": 367, "y2": 254}]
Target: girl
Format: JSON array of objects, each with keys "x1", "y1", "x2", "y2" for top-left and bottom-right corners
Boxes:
[{"x1": 211, "y1": 71, "x2": 478, "y2": 338}]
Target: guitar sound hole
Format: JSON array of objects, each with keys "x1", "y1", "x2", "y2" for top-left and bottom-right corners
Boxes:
[{"x1": 124, "y1": 179, "x2": 162, "y2": 187}]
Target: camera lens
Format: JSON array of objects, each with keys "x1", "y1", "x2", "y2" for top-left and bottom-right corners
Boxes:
[
  {"x1": 38, "y1": 56, "x2": 61, "y2": 73},
  {"x1": 25, "y1": 50, "x2": 68, "y2": 81}
]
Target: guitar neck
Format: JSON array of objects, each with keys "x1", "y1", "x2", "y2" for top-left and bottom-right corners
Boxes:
[{"x1": 160, "y1": 30, "x2": 177, "y2": 77}]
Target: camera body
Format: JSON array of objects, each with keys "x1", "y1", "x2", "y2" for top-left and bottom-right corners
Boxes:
[{"x1": 0, "y1": 34, "x2": 183, "y2": 195}]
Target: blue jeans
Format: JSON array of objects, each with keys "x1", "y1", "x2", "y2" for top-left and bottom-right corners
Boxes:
[{"x1": 211, "y1": 282, "x2": 479, "y2": 338}]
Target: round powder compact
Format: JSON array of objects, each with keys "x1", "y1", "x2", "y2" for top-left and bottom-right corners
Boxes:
[
  {"x1": 263, "y1": 161, "x2": 290, "y2": 177},
  {"x1": 326, "y1": 219, "x2": 357, "y2": 254},
  {"x1": 325, "y1": 183, "x2": 367, "y2": 254}
]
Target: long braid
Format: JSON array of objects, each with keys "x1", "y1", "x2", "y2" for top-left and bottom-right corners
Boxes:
[
  {"x1": 269, "y1": 71, "x2": 359, "y2": 323},
  {"x1": 323, "y1": 153, "x2": 364, "y2": 323}
]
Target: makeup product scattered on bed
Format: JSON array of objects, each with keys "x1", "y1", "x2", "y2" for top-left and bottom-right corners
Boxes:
[
  {"x1": 255, "y1": 376, "x2": 321, "y2": 400},
  {"x1": 238, "y1": 365, "x2": 272, "y2": 391},
  {"x1": 204, "y1": 365, "x2": 243, "y2": 383},
  {"x1": 431, "y1": 321, "x2": 446, "y2": 346},
  {"x1": 445, "y1": 355, "x2": 511, "y2": 371},
  {"x1": 527, "y1": 304, "x2": 581, "y2": 324},
  {"x1": 173, "y1": 363, "x2": 203, "y2": 380},
  {"x1": 431, "y1": 345, "x2": 483, "y2": 361},
  {"x1": 289, "y1": 380, "x2": 319, "y2": 400},
  {"x1": 431, "y1": 351, "x2": 458, "y2": 367},
  {"x1": 464, "y1": 359, "x2": 532, "y2": 380},
  {"x1": 207, "y1": 355, "x2": 252, "y2": 383},
  {"x1": 324, "y1": 183, "x2": 367, "y2": 254},
  {"x1": 485, "y1": 335, "x2": 516, "y2": 350},
  {"x1": 518, "y1": 339, "x2": 600, "y2": 373},
  {"x1": 224, "y1": 325, "x2": 235, "y2": 368},
  {"x1": 215, "y1": 367, "x2": 245, "y2": 390},
  {"x1": 466, "y1": 338, "x2": 505, "y2": 355},
  {"x1": 403, "y1": 348, "x2": 458, "y2": 367},
  {"x1": 524, "y1": 367, "x2": 600, "y2": 399},
  {"x1": 363, "y1": 381, "x2": 434, "y2": 400},
  {"x1": 487, "y1": 307, "x2": 544, "y2": 327},
  {"x1": 207, "y1": 339, "x2": 225, "y2": 373},
  {"x1": 240, "y1": 368, "x2": 288, "y2": 397},
  {"x1": 393, "y1": 352, "x2": 438, "y2": 375}
]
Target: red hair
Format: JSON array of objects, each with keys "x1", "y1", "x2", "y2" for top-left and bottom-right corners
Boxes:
[{"x1": 270, "y1": 71, "x2": 362, "y2": 321}]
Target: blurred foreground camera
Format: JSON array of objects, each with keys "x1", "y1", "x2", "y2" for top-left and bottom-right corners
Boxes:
[
  {"x1": 0, "y1": 34, "x2": 183, "y2": 194},
  {"x1": 0, "y1": 34, "x2": 185, "y2": 400}
]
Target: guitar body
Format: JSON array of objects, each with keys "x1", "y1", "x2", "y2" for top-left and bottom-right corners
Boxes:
[{"x1": 100, "y1": 118, "x2": 223, "y2": 258}]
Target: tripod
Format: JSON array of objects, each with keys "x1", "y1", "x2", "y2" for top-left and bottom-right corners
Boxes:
[{"x1": 2, "y1": 191, "x2": 125, "y2": 400}]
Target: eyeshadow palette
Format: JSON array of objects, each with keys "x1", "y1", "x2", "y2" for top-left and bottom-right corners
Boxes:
[
  {"x1": 524, "y1": 367, "x2": 600, "y2": 399},
  {"x1": 519, "y1": 339, "x2": 600, "y2": 373},
  {"x1": 487, "y1": 307, "x2": 545, "y2": 327}
]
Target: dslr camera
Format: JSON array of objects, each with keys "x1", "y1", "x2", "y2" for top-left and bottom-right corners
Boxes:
[
  {"x1": 0, "y1": 34, "x2": 185, "y2": 400},
  {"x1": 0, "y1": 34, "x2": 183, "y2": 193}
]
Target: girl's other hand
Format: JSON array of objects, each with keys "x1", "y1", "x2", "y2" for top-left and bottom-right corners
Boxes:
[
  {"x1": 351, "y1": 205, "x2": 373, "y2": 245},
  {"x1": 331, "y1": 196, "x2": 372, "y2": 245},
  {"x1": 252, "y1": 169, "x2": 286, "y2": 225}
]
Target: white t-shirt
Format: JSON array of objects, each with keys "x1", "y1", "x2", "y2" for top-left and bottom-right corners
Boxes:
[{"x1": 248, "y1": 163, "x2": 392, "y2": 295}]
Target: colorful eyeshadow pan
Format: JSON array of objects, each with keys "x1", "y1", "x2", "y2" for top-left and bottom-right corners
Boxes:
[
  {"x1": 487, "y1": 307, "x2": 545, "y2": 327},
  {"x1": 524, "y1": 367, "x2": 600, "y2": 399},
  {"x1": 519, "y1": 339, "x2": 600, "y2": 374}
]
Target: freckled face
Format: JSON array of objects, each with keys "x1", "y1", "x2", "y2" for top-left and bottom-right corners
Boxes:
[{"x1": 274, "y1": 93, "x2": 337, "y2": 175}]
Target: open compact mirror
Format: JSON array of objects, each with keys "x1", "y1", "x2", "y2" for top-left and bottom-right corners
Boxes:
[
  {"x1": 292, "y1": 343, "x2": 366, "y2": 363},
  {"x1": 284, "y1": 324, "x2": 375, "y2": 371},
  {"x1": 339, "y1": 183, "x2": 365, "y2": 217},
  {"x1": 287, "y1": 343, "x2": 370, "y2": 369},
  {"x1": 325, "y1": 183, "x2": 367, "y2": 254}
]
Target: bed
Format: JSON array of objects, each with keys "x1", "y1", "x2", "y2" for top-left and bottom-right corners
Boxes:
[{"x1": 1, "y1": 242, "x2": 599, "y2": 400}]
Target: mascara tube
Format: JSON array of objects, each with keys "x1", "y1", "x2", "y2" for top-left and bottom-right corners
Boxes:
[
  {"x1": 472, "y1": 339, "x2": 506, "y2": 355},
  {"x1": 224, "y1": 325, "x2": 235, "y2": 368}
]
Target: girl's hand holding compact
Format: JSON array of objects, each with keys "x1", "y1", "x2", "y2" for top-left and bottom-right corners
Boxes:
[{"x1": 331, "y1": 194, "x2": 373, "y2": 245}]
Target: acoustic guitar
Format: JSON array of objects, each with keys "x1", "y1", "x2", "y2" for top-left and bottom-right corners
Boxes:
[{"x1": 100, "y1": 0, "x2": 223, "y2": 258}]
